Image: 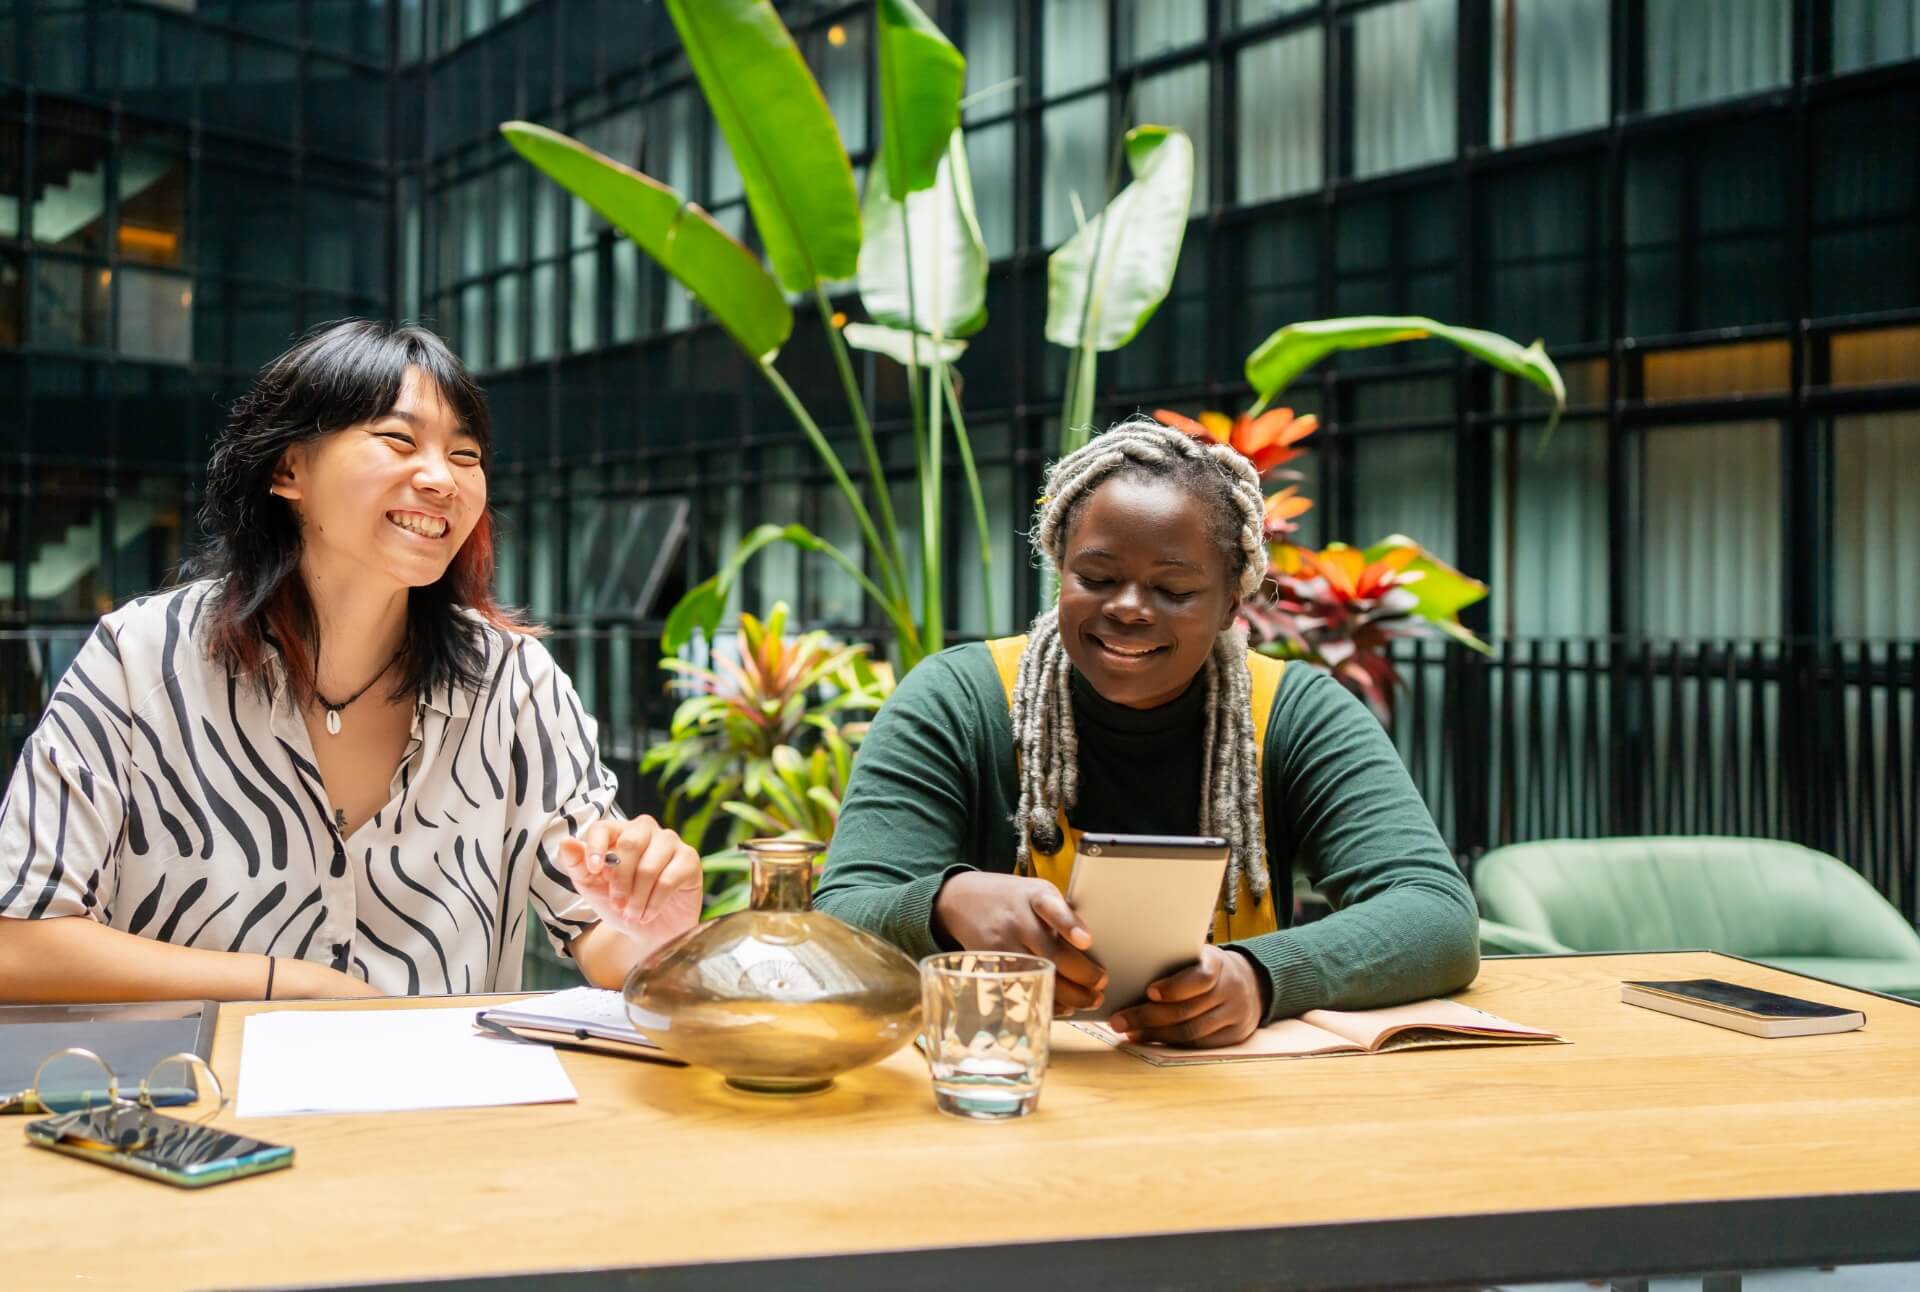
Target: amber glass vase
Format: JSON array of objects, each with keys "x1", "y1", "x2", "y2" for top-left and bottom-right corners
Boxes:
[{"x1": 621, "y1": 838, "x2": 923, "y2": 1094}]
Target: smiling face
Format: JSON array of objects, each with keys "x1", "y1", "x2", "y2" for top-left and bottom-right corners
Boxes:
[
  {"x1": 1056, "y1": 473, "x2": 1240, "y2": 709},
  {"x1": 272, "y1": 365, "x2": 488, "y2": 593}
]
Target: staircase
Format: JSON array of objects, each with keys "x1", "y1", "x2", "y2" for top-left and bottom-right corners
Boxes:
[{"x1": 26, "y1": 497, "x2": 161, "y2": 604}]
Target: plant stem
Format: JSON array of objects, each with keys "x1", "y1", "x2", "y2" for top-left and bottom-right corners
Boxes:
[
  {"x1": 942, "y1": 364, "x2": 996, "y2": 631},
  {"x1": 758, "y1": 360, "x2": 913, "y2": 649},
  {"x1": 923, "y1": 352, "x2": 945, "y2": 653},
  {"x1": 812, "y1": 283, "x2": 910, "y2": 597}
]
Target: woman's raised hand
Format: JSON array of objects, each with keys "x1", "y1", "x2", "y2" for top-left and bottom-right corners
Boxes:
[
  {"x1": 556, "y1": 816, "x2": 704, "y2": 952},
  {"x1": 931, "y1": 871, "x2": 1108, "y2": 1015}
]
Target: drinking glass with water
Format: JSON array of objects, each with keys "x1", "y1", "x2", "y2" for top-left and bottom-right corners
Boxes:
[{"x1": 918, "y1": 952, "x2": 1054, "y2": 1120}]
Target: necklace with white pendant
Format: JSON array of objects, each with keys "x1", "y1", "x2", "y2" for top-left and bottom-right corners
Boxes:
[{"x1": 313, "y1": 650, "x2": 402, "y2": 736}]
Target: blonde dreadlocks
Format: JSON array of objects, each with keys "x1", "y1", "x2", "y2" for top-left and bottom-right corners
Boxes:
[{"x1": 1011, "y1": 417, "x2": 1272, "y2": 911}]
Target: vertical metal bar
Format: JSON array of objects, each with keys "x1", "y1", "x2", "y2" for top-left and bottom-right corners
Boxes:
[
  {"x1": 1524, "y1": 640, "x2": 1545, "y2": 838},
  {"x1": 1662, "y1": 642, "x2": 1684, "y2": 833},
  {"x1": 1554, "y1": 639, "x2": 1574, "y2": 836},
  {"x1": 1721, "y1": 640, "x2": 1741, "y2": 837},
  {"x1": 1856, "y1": 641, "x2": 1881, "y2": 893},
  {"x1": 1585, "y1": 638, "x2": 1604, "y2": 837},
  {"x1": 1692, "y1": 641, "x2": 1712, "y2": 834}
]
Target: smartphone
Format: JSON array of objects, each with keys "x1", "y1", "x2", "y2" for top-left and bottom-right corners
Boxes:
[
  {"x1": 1065, "y1": 833, "x2": 1231, "y2": 1020},
  {"x1": 26, "y1": 1105, "x2": 293, "y2": 1188}
]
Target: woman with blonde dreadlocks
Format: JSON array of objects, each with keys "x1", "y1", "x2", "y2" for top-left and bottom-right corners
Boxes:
[{"x1": 814, "y1": 418, "x2": 1479, "y2": 1048}]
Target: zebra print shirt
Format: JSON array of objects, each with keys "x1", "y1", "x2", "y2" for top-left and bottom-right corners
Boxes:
[{"x1": 0, "y1": 581, "x2": 612, "y2": 995}]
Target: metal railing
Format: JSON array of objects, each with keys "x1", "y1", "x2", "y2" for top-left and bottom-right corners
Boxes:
[{"x1": 7, "y1": 626, "x2": 1916, "y2": 981}]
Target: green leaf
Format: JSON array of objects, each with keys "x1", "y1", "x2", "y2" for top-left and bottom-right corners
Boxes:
[
  {"x1": 842, "y1": 323, "x2": 968, "y2": 366},
  {"x1": 1246, "y1": 316, "x2": 1566, "y2": 432},
  {"x1": 501, "y1": 122, "x2": 792, "y2": 363},
  {"x1": 1044, "y1": 126, "x2": 1195, "y2": 353},
  {"x1": 1359, "y1": 535, "x2": 1494, "y2": 655},
  {"x1": 664, "y1": 0, "x2": 861, "y2": 292},
  {"x1": 661, "y1": 523, "x2": 922, "y2": 666},
  {"x1": 662, "y1": 574, "x2": 726, "y2": 655},
  {"x1": 875, "y1": 0, "x2": 965, "y2": 199},
  {"x1": 857, "y1": 132, "x2": 989, "y2": 339}
]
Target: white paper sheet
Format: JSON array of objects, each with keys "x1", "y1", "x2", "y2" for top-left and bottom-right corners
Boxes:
[{"x1": 237, "y1": 1006, "x2": 579, "y2": 1117}]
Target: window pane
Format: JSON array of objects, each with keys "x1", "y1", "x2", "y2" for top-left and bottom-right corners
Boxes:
[
  {"x1": 1347, "y1": 0, "x2": 1456, "y2": 179},
  {"x1": 306, "y1": 60, "x2": 388, "y2": 161},
  {"x1": 568, "y1": 248, "x2": 598, "y2": 352},
  {"x1": 1235, "y1": 0, "x2": 1315, "y2": 25},
  {"x1": 1833, "y1": 0, "x2": 1920, "y2": 73},
  {"x1": 33, "y1": 127, "x2": 111, "y2": 252},
  {"x1": 1231, "y1": 213, "x2": 1317, "y2": 361},
  {"x1": 1349, "y1": 430, "x2": 1456, "y2": 564},
  {"x1": 1811, "y1": 90, "x2": 1919, "y2": 319},
  {"x1": 117, "y1": 267, "x2": 192, "y2": 363},
  {"x1": 1490, "y1": 0, "x2": 1608, "y2": 148},
  {"x1": 312, "y1": 0, "x2": 389, "y2": 62},
  {"x1": 1040, "y1": 95, "x2": 1107, "y2": 247},
  {"x1": 530, "y1": 261, "x2": 556, "y2": 360},
  {"x1": 1132, "y1": 61, "x2": 1208, "y2": 213},
  {"x1": 116, "y1": 146, "x2": 187, "y2": 267},
  {"x1": 1642, "y1": 0, "x2": 1789, "y2": 114},
  {"x1": 610, "y1": 239, "x2": 642, "y2": 343},
  {"x1": 809, "y1": 14, "x2": 868, "y2": 155},
  {"x1": 964, "y1": 0, "x2": 1019, "y2": 124},
  {"x1": 1479, "y1": 157, "x2": 1605, "y2": 346},
  {"x1": 0, "y1": 117, "x2": 19, "y2": 239},
  {"x1": 495, "y1": 163, "x2": 525, "y2": 266},
  {"x1": 307, "y1": 186, "x2": 386, "y2": 297},
  {"x1": 495, "y1": 270, "x2": 523, "y2": 369},
  {"x1": 647, "y1": 90, "x2": 696, "y2": 199},
  {"x1": 1832, "y1": 412, "x2": 1920, "y2": 636},
  {"x1": 1126, "y1": 0, "x2": 1204, "y2": 64},
  {"x1": 968, "y1": 123, "x2": 1016, "y2": 258},
  {"x1": 1043, "y1": 0, "x2": 1109, "y2": 97},
  {"x1": 955, "y1": 460, "x2": 1015, "y2": 637},
  {"x1": 0, "y1": 253, "x2": 22, "y2": 347},
  {"x1": 1492, "y1": 421, "x2": 1607, "y2": 636},
  {"x1": 1237, "y1": 26, "x2": 1322, "y2": 203},
  {"x1": 1638, "y1": 422, "x2": 1781, "y2": 638},
  {"x1": 459, "y1": 281, "x2": 488, "y2": 372},
  {"x1": 32, "y1": 260, "x2": 110, "y2": 350},
  {"x1": 203, "y1": 37, "x2": 298, "y2": 143}
]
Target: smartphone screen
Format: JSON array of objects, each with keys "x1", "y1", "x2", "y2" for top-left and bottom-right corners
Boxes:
[{"x1": 27, "y1": 1107, "x2": 292, "y2": 1186}]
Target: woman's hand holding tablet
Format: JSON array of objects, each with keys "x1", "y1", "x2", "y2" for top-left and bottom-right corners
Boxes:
[
  {"x1": 932, "y1": 873, "x2": 1111, "y2": 1014},
  {"x1": 1108, "y1": 945, "x2": 1269, "y2": 1048}
]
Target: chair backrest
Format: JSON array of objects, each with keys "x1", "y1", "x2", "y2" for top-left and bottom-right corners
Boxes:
[{"x1": 1472, "y1": 837, "x2": 1920, "y2": 959}]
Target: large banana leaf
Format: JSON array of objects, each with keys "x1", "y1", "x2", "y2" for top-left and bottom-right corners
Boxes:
[
  {"x1": 501, "y1": 122, "x2": 791, "y2": 363},
  {"x1": 1044, "y1": 126, "x2": 1194, "y2": 352},
  {"x1": 842, "y1": 323, "x2": 968, "y2": 365},
  {"x1": 1247, "y1": 316, "x2": 1566, "y2": 430},
  {"x1": 663, "y1": 523, "x2": 919, "y2": 665},
  {"x1": 664, "y1": 0, "x2": 861, "y2": 292},
  {"x1": 875, "y1": 0, "x2": 965, "y2": 199},
  {"x1": 856, "y1": 132, "x2": 988, "y2": 338}
]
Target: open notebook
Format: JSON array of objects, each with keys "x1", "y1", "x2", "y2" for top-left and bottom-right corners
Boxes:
[{"x1": 1077, "y1": 997, "x2": 1562, "y2": 1066}]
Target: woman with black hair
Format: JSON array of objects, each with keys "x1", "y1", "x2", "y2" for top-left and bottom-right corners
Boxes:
[{"x1": 0, "y1": 319, "x2": 700, "y2": 1001}]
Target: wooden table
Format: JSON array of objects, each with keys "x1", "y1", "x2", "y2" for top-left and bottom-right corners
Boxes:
[{"x1": 7, "y1": 951, "x2": 1920, "y2": 1291}]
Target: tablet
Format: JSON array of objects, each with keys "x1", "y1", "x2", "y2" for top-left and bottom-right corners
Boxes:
[{"x1": 1064, "y1": 833, "x2": 1230, "y2": 1020}]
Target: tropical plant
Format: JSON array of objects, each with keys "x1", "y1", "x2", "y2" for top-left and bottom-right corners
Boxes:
[
  {"x1": 641, "y1": 602, "x2": 892, "y2": 855},
  {"x1": 1153, "y1": 404, "x2": 1494, "y2": 722},
  {"x1": 501, "y1": 1, "x2": 1566, "y2": 684},
  {"x1": 502, "y1": 0, "x2": 1200, "y2": 675}
]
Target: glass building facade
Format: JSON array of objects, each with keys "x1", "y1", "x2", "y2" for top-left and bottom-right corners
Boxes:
[{"x1": 3, "y1": 1, "x2": 1919, "y2": 901}]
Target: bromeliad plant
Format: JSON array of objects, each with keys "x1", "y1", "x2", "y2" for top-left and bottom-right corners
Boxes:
[
  {"x1": 1149, "y1": 316, "x2": 1569, "y2": 722},
  {"x1": 641, "y1": 602, "x2": 892, "y2": 857}
]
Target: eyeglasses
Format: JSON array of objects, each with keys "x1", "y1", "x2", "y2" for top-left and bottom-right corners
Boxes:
[{"x1": 2, "y1": 1048, "x2": 227, "y2": 1153}]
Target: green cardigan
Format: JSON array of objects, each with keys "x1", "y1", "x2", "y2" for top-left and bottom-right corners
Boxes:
[{"x1": 813, "y1": 642, "x2": 1480, "y2": 1022}]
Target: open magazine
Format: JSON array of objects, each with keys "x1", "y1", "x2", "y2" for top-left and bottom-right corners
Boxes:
[{"x1": 1076, "y1": 997, "x2": 1562, "y2": 1066}]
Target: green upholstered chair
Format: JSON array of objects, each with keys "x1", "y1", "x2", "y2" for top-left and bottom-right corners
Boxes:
[{"x1": 1472, "y1": 836, "x2": 1920, "y2": 1001}]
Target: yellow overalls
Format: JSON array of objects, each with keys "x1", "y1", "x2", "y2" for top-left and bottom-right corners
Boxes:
[{"x1": 985, "y1": 635, "x2": 1286, "y2": 943}]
